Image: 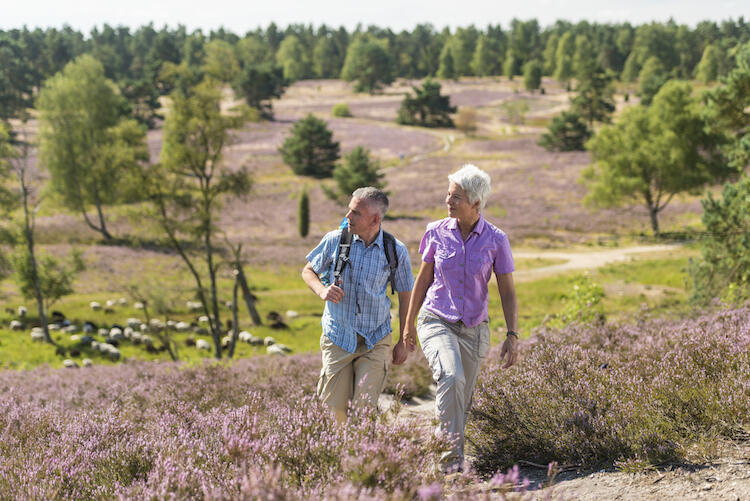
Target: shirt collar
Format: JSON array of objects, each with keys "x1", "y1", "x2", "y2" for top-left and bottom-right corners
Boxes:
[
  {"x1": 352, "y1": 228, "x2": 384, "y2": 248},
  {"x1": 448, "y1": 214, "x2": 486, "y2": 236}
]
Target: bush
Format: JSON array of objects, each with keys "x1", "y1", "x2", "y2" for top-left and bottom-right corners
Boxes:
[
  {"x1": 500, "y1": 100, "x2": 529, "y2": 125},
  {"x1": 469, "y1": 307, "x2": 750, "y2": 474},
  {"x1": 332, "y1": 103, "x2": 352, "y2": 117},
  {"x1": 279, "y1": 114, "x2": 340, "y2": 178},
  {"x1": 547, "y1": 274, "x2": 605, "y2": 328},
  {"x1": 396, "y1": 79, "x2": 456, "y2": 128},
  {"x1": 324, "y1": 146, "x2": 385, "y2": 204},
  {"x1": 538, "y1": 111, "x2": 591, "y2": 151},
  {"x1": 298, "y1": 189, "x2": 310, "y2": 237},
  {"x1": 523, "y1": 60, "x2": 543, "y2": 91},
  {"x1": 689, "y1": 176, "x2": 750, "y2": 305},
  {"x1": 455, "y1": 107, "x2": 478, "y2": 135}
]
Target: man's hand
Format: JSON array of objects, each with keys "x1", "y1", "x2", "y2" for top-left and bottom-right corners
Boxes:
[
  {"x1": 392, "y1": 339, "x2": 408, "y2": 365},
  {"x1": 499, "y1": 334, "x2": 519, "y2": 369},
  {"x1": 319, "y1": 284, "x2": 344, "y2": 303}
]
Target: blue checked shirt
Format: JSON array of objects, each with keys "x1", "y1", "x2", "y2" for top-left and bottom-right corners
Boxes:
[{"x1": 306, "y1": 228, "x2": 415, "y2": 353}]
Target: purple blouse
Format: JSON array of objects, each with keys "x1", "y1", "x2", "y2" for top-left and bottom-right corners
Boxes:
[{"x1": 419, "y1": 215, "x2": 514, "y2": 328}]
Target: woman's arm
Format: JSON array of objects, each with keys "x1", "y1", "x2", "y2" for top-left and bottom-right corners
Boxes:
[
  {"x1": 403, "y1": 261, "x2": 435, "y2": 350},
  {"x1": 496, "y1": 271, "x2": 519, "y2": 368}
]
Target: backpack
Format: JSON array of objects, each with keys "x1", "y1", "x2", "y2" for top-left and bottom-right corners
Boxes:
[{"x1": 333, "y1": 226, "x2": 399, "y2": 295}]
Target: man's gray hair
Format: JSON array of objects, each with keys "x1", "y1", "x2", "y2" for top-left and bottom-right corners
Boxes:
[
  {"x1": 448, "y1": 164, "x2": 491, "y2": 209},
  {"x1": 352, "y1": 187, "x2": 389, "y2": 217}
]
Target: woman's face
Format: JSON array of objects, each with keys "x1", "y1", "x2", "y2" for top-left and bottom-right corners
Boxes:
[{"x1": 445, "y1": 182, "x2": 478, "y2": 220}]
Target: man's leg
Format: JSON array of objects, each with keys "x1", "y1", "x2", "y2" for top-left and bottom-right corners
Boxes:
[
  {"x1": 352, "y1": 334, "x2": 390, "y2": 410},
  {"x1": 317, "y1": 334, "x2": 356, "y2": 422},
  {"x1": 417, "y1": 310, "x2": 466, "y2": 472}
]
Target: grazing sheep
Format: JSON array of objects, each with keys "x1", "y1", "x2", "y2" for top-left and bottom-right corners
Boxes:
[
  {"x1": 123, "y1": 327, "x2": 134, "y2": 339},
  {"x1": 69, "y1": 348, "x2": 80, "y2": 357},
  {"x1": 51, "y1": 311, "x2": 65, "y2": 322},
  {"x1": 83, "y1": 321, "x2": 97, "y2": 334},
  {"x1": 263, "y1": 336, "x2": 276, "y2": 346},
  {"x1": 70, "y1": 334, "x2": 81, "y2": 342},
  {"x1": 221, "y1": 335, "x2": 231, "y2": 349},
  {"x1": 98, "y1": 343, "x2": 121, "y2": 360},
  {"x1": 196, "y1": 339, "x2": 211, "y2": 351},
  {"x1": 90, "y1": 301, "x2": 102, "y2": 311},
  {"x1": 9, "y1": 320, "x2": 24, "y2": 331},
  {"x1": 98, "y1": 328, "x2": 109, "y2": 336},
  {"x1": 30, "y1": 330, "x2": 45, "y2": 342},
  {"x1": 166, "y1": 320, "x2": 176, "y2": 328},
  {"x1": 267, "y1": 345, "x2": 286, "y2": 355},
  {"x1": 224, "y1": 300, "x2": 233, "y2": 309},
  {"x1": 192, "y1": 326, "x2": 209, "y2": 335},
  {"x1": 79, "y1": 335, "x2": 94, "y2": 346},
  {"x1": 238, "y1": 331, "x2": 252, "y2": 343},
  {"x1": 134, "y1": 302, "x2": 145, "y2": 310},
  {"x1": 266, "y1": 312, "x2": 288, "y2": 330},
  {"x1": 185, "y1": 336, "x2": 196, "y2": 347},
  {"x1": 63, "y1": 359, "x2": 78, "y2": 369},
  {"x1": 131, "y1": 332, "x2": 143, "y2": 345},
  {"x1": 142, "y1": 335, "x2": 154, "y2": 346},
  {"x1": 91, "y1": 341, "x2": 99, "y2": 350},
  {"x1": 127, "y1": 318, "x2": 142, "y2": 329},
  {"x1": 82, "y1": 358, "x2": 93, "y2": 367},
  {"x1": 48, "y1": 323, "x2": 61, "y2": 331},
  {"x1": 63, "y1": 325, "x2": 78, "y2": 334},
  {"x1": 198, "y1": 315, "x2": 209, "y2": 324},
  {"x1": 175, "y1": 321, "x2": 191, "y2": 332},
  {"x1": 118, "y1": 298, "x2": 127, "y2": 306},
  {"x1": 277, "y1": 344, "x2": 292, "y2": 353},
  {"x1": 104, "y1": 308, "x2": 115, "y2": 314},
  {"x1": 17, "y1": 306, "x2": 27, "y2": 317},
  {"x1": 106, "y1": 299, "x2": 117, "y2": 308},
  {"x1": 286, "y1": 310, "x2": 299, "y2": 319},
  {"x1": 186, "y1": 301, "x2": 202, "y2": 313}
]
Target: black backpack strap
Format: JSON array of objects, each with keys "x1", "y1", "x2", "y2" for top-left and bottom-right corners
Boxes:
[
  {"x1": 333, "y1": 227, "x2": 352, "y2": 286},
  {"x1": 382, "y1": 231, "x2": 398, "y2": 295}
]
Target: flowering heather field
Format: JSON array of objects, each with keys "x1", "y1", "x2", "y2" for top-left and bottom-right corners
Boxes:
[
  {"x1": 469, "y1": 306, "x2": 750, "y2": 475},
  {"x1": 0, "y1": 353, "x2": 532, "y2": 500}
]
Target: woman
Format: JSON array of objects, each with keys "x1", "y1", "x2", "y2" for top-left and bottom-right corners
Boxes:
[{"x1": 394, "y1": 164, "x2": 519, "y2": 473}]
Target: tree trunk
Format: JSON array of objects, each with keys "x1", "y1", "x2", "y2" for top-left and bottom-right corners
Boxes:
[
  {"x1": 649, "y1": 206, "x2": 660, "y2": 235},
  {"x1": 235, "y1": 263, "x2": 262, "y2": 326},
  {"x1": 206, "y1": 226, "x2": 223, "y2": 360},
  {"x1": 228, "y1": 278, "x2": 240, "y2": 358},
  {"x1": 94, "y1": 196, "x2": 113, "y2": 240}
]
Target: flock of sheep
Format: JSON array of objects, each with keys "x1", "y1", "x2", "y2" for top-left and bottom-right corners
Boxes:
[{"x1": 5, "y1": 299, "x2": 296, "y2": 368}]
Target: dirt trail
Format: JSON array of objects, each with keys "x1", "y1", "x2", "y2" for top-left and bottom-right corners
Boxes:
[{"x1": 513, "y1": 244, "x2": 681, "y2": 280}]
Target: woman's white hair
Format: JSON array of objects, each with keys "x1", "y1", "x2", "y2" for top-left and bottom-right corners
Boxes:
[{"x1": 448, "y1": 164, "x2": 491, "y2": 209}]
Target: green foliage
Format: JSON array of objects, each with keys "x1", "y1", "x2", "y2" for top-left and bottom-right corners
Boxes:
[
  {"x1": 620, "y1": 52, "x2": 641, "y2": 82},
  {"x1": 503, "y1": 49, "x2": 521, "y2": 79},
  {"x1": 471, "y1": 35, "x2": 503, "y2": 76},
  {"x1": 538, "y1": 111, "x2": 592, "y2": 152},
  {"x1": 202, "y1": 39, "x2": 240, "y2": 83},
  {"x1": 573, "y1": 35, "x2": 598, "y2": 79},
  {"x1": 236, "y1": 35, "x2": 273, "y2": 66},
  {"x1": 326, "y1": 146, "x2": 385, "y2": 204},
  {"x1": 232, "y1": 63, "x2": 286, "y2": 120},
  {"x1": 279, "y1": 114, "x2": 340, "y2": 178},
  {"x1": 276, "y1": 35, "x2": 311, "y2": 82},
  {"x1": 36, "y1": 54, "x2": 144, "y2": 239},
  {"x1": 542, "y1": 33, "x2": 559, "y2": 76},
  {"x1": 548, "y1": 274, "x2": 605, "y2": 328},
  {"x1": 298, "y1": 189, "x2": 310, "y2": 238},
  {"x1": 523, "y1": 60, "x2": 543, "y2": 91},
  {"x1": 436, "y1": 44, "x2": 456, "y2": 80},
  {"x1": 695, "y1": 44, "x2": 721, "y2": 83},
  {"x1": 500, "y1": 99, "x2": 529, "y2": 125},
  {"x1": 703, "y1": 42, "x2": 750, "y2": 170},
  {"x1": 331, "y1": 103, "x2": 352, "y2": 117},
  {"x1": 11, "y1": 247, "x2": 85, "y2": 311},
  {"x1": 583, "y1": 80, "x2": 731, "y2": 234},
  {"x1": 445, "y1": 27, "x2": 479, "y2": 77},
  {"x1": 341, "y1": 36, "x2": 393, "y2": 93},
  {"x1": 313, "y1": 36, "x2": 342, "y2": 79},
  {"x1": 689, "y1": 176, "x2": 750, "y2": 304},
  {"x1": 570, "y1": 67, "x2": 616, "y2": 126},
  {"x1": 553, "y1": 32, "x2": 575, "y2": 83},
  {"x1": 637, "y1": 57, "x2": 668, "y2": 106},
  {"x1": 0, "y1": 34, "x2": 33, "y2": 120},
  {"x1": 396, "y1": 79, "x2": 456, "y2": 128}
]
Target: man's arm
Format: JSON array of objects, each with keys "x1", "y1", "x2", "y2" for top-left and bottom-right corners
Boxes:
[
  {"x1": 302, "y1": 261, "x2": 344, "y2": 303},
  {"x1": 496, "y1": 271, "x2": 519, "y2": 368}
]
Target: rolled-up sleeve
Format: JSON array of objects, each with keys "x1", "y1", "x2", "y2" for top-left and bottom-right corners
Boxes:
[
  {"x1": 306, "y1": 231, "x2": 339, "y2": 275},
  {"x1": 493, "y1": 232, "x2": 515, "y2": 274}
]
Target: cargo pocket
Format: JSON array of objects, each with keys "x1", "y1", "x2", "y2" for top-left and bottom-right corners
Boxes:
[{"x1": 478, "y1": 322, "x2": 491, "y2": 359}]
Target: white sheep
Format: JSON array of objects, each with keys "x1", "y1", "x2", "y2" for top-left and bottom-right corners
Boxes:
[
  {"x1": 9, "y1": 320, "x2": 24, "y2": 331},
  {"x1": 63, "y1": 325, "x2": 78, "y2": 334},
  {"x1": 63, "y1": 359, "x2": 78, "y2": 369},
  {"x1": 166, "y1": 320, "x2": 176, "y2": 328},
  {"x1": 90, "y1": 301, "x2": 102, "y2": 311},
  {"x1": 267, "y1": 345, "x2": 286, "y2": 355},
  {"x1": 48, "y1": 323, "x2": 61, "y2": 331},
  {"x1": 186, "y1": 301, "x2": 202, "y2": 312},
  {"x1": 286, "y1": 310, "x2": 299, "y2": 319},
  {"x1": 224, "y1": 300, "x2": 234, "y2": 309},
  {"x1": 17, "y1": 306, "x2": 27, "y2": 317},
  {"x1": 82, "y1": 358, "x2": 93, "y2": 368},
  {"x1": 98, "y1": 343, "x2": 120, "y2": 360},
  {"x1": 70, "y1": 334, "x2": 81, "y2": 342},
  {"x1": 175, "y1": 321, "x2": 191, "y2": 332},
  {"x1": 118, "y1": 298, "x2": 127, "y2": 305},
  {"x1": 30, "y1": 330, "x2": 45, "y2": 342},
  {"x1": 198, "y1": 315, "x2": 209, "y2": 324},
  {"x1": 196, "y1": 339, "x2": 211, "y2": 350},
  {"x1": 123, "y1": 327, "x2": 134, "y2": 339},
  {"x1": 98, "y1": 328, "x2": 109, "y2": 336},
  {"x1": 134, "y1": 302, "x2": 145, "y2": 310},
  {"x1": 127, "y1": 318, "x2": 142, "y2": 329},
  {"x1": 263, "y1": 336, "x2": 276, "y2": 346},
  {"x1": 106, "y1": 299, "x2": 117, "y2": 308},
  {"x1": 238, "y1": 331, "x2": 252, "y2": 343}
]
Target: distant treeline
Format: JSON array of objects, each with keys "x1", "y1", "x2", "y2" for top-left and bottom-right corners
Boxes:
[{"x1": 1, "y1": 19, "x2": 749, "y2": 124}]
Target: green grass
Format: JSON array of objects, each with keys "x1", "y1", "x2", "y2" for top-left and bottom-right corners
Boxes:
[{"x1": 0, "y1": 250, "x2": 697, "y2": 369}]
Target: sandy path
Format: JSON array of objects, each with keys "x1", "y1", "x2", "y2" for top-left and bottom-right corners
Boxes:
[{"x1": 513, "y1": 244, "x2": 682, "y2": 280}]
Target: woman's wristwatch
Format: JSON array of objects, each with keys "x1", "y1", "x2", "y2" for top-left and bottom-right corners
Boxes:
[{"x1": 506, "y1": 330, "x2": 519, "y2": 339}]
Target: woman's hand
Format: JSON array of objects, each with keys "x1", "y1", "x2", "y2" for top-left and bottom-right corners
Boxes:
[{"x1": 500, "y1": 333, "x2": 519, "y2": 368}]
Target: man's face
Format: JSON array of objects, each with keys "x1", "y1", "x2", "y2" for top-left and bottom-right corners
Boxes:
[{"x1": 346, "y1": 197, "x2": 377, "y2": 236}]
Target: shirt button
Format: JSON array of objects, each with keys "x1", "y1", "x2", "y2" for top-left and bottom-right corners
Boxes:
[
  {"x1": 459, "y1": 296, "x2": 463, "y2": 300},
  {"x1": 460, "y1": 263, "x2": 464, "y2": 267},
  {"x1": 459, "y1": 280, "x2": 463, "y2": 284}
]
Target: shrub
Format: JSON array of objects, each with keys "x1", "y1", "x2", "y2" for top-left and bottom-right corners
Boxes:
[
  {"x1": 332, "y1": 103, "x2": 352, "y2": 117},
  {"x1": 547, "y1": 274, "x2": 605, "y2": 328},
  {"x1": 298, "y1": 189, "x2": 310, "y2": 237},
  {"x1": 396, "y1": 79, "x2": 456, "y2": 128},
  {"x1": 324, "y1": 146, "x2": 386, "y2": 204},
  {"x1": 523, "y1": 60, "x2": 543, "y2": 91},
  {"x1": 538, "y1": 111, "x2": 591, "y2": 151},
  {"x1": 469, "y1": 306, "x2": 750, "y2": 474},
  {"x1": 455, "y1": 107, "x2": 478, "y2": 135},
  {"x1": 500, "y1": 100, "x2": 529, "y2": 125},
  {"x1": 279, "y1": 114, "x2": 340, "y2": 178}
]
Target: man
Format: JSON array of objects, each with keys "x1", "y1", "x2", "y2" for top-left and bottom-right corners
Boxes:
[{"x1": 302, "y1": 187, "x2": 414, "y2": 422}]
